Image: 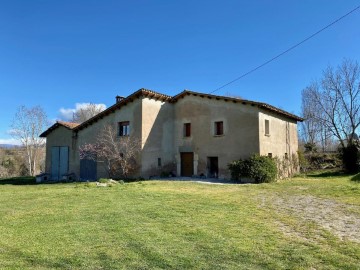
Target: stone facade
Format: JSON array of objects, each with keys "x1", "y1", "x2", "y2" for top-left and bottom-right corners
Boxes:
[{"x1": 40, "y1": 88, "x2": 302, "y2": 180}]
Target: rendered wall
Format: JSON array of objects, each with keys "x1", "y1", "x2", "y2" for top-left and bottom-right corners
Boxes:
[
  {"x1": 75, "y1": 99, "x2": 143, "y2": 179},
  {"x1": 141, "y1": 97, "x2": 175, "y2": 177},
  {"x1": 173, "y1": 95, "x2": 260, "y2": 179},
  {"x1": 258, "y1": 110, "x2": 299, "y2": 159},
  {"x1": 44, "y1": 126, "x2": 73, "y2": 176}
]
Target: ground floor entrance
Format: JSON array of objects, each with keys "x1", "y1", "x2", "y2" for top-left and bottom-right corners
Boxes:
[
  {"x1": 207, "y1": 157, "x2": 219, "y2": 178},
  {"x1": 181, "y1": 152, "x2": 194, "y2": 176},
  {"x1": 80, "y1": 158, "x2": 97, "y2": 181}
]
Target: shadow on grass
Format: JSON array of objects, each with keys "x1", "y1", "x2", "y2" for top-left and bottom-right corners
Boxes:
[
  {"x1": 306, "y1": 170, "x2": 346, "y2": 178},
  {"x1": 0, "y1": 176, "x2": 37, "y2": 185},
  {"x1": 351, "y1": 173, "x2": 360, "y2": 182}
]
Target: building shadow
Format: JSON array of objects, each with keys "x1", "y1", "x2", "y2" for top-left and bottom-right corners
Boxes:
[{"x1": 0, "y1": 177, "x2": 37, "y2": 185}]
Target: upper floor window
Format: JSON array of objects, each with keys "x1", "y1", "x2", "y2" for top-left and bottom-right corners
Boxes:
[
  {"x1": 118, "y1": 121, "x2": 130, "y2": 136},
  {"x1": 214, "y1": 121, "x2": 224, "y2": 136},
  {"x1": 184, "y1": 123, "x2": 191, "y2": 137},
  {"x1": 265, "y1": 119, "x2": 270, "y2": 136}
]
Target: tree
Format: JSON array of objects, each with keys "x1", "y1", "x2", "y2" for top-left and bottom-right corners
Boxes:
[
  {"x1": 72, "y1": 103, "x2": 105, "y2": 123},
  {"x1": 79, "y1": 124, "x2": 141, "y2": 178},
  {"x1": 10, "y1": 106, "x2": 48, "y2": 176},
  {"x1": 301, "y1": 59, "x2": 360, "y2": 149}
]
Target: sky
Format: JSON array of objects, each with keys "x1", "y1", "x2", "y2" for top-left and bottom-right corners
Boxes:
[{"x1": 0, "y1": 0, "x2": 359, "y2": 145}]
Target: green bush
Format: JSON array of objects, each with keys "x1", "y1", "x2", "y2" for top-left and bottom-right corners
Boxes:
[
  {"x1": 228, "y1": 155, "x2": 277, "y2": 183},
  {"x1": 248, "y1": 155, "x2": 277, "y2": 183},
  {"x1": 341, "y1": 144, "x2": 360, "y2": 174},
  {"x1": 228, "y1": 159, "x2": 246, "y2": 182}
]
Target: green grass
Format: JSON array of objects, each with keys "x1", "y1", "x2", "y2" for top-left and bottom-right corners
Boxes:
[{"x1": 0, "y1": 173, "x2": 359, "y2": 269}]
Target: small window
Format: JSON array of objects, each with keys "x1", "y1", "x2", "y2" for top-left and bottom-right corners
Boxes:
[
  {"x1": 158, "y1": 158, "x2": 162, "y2": 167},
  {"x1": 184, "y1": 123, "x2": 191, "y2": 137},
  {"x1": 268, "y1": 153, "x2": 272, "y2": 158},
  {"x1": 118, "y1": 121, "x2": 130, "y2": 136},
  {"x1": 214, "y1": 121, "x2": 224, "y2": 136},
  {"x1": 265, "y1": 120, "x2": 270, "y2": 136},
  {"x1": 285, "y1": 153, "x2": 288, "y2": 159}
]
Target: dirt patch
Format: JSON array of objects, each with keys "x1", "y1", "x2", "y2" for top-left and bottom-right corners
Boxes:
[{"x1": 269, "y1": 195, "x2": 360, "y2": 243}]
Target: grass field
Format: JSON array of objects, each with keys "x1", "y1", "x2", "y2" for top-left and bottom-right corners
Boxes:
[{"x1": 0, "y1": 173, "x2": 359, "y2": 269}]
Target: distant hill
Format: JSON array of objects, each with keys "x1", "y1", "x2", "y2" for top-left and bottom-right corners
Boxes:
[{"x1": 0, "y1": 144, "x2": 20, "y2": 149}]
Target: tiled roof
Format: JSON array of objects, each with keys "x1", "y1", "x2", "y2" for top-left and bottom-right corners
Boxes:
[
  {"x1": 73, "y1": 88, "x2": 172, "y2": 132},
  {"x1": 171, "y1": 90, "x2": 303, "y2": 121},
  {"x1": 40, "y1": 87, "x2": 303, "y2": 137},
  {"x1": 57, "y1": 121, "x2": 80, "y2": 129},
  {"x1": 39, "y1": 121, "x2": 80, "y2": 137}
]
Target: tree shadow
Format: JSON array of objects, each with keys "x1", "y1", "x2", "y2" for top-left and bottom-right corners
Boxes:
[
  {"x1": 306, "y1": 170, "x2": 346, "y2": 178},
  {"x1": 351, "y1": 173, "x2": 360, "y2": 182},
  {"x1": 0, "y1": 176, "x2": 37, "y2": 185}
]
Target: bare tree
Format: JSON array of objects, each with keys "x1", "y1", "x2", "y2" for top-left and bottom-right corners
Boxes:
[
  {"x1": 10, "y1": 106, "x2": 48, "y2": 176},
  {"x1": 301, "y1": 59, "x2": 360, "y2": 149},
  {"x1": 79, "y1": 124, "x2": 141, "y2": 178},
  {"x1": 72, "y1": 103, "x2": 105, "y2": 123}
]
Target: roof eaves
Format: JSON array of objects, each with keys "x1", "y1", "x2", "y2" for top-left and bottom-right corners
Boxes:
[
  {"x1": 171, "y1": 90, "x2": 303, "y2": 122},
  {"x1": 73, "y1": 88, "x2": 172, "y2": 132},
  {"x1": 39, "y1": 121, "x2": 79, "y2": 137}
]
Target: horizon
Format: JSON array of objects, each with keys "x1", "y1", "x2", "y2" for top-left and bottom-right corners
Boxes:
[{"x1": 1, "y1": 1, "x2": 359, "y2": 145}]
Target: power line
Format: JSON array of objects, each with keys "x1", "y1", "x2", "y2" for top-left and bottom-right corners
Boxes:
[{"x1": 210, "y1": 4, "x2": 360, "y2": 94}]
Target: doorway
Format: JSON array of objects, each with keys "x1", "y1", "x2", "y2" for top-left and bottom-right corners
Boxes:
[
  {"x1": 51, "y1": 146, "x2": 69, "y2": 180},
  {"x1": 207, "y1": 157, "x2": 218, "y2": 178},
  {"x1": 80, "y1": 158, "x2": 97, "y2": 181},
  {"x1": 181, "y1": 152, "x2": 194, "y2": 176}
]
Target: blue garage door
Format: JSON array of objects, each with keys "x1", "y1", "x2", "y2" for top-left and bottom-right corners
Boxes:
[
  {"x1": 51, "y1": 146, "x2": 69, "y2": 180},
  {"x1": 80, "y1": 158, "x2": 97, "y2": 181}
]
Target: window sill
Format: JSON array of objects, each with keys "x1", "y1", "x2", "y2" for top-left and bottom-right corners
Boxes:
[
  {"x1": 265, "y1": 134, "x2": 270, "y2": 137},
  {"x1": 214, "y1": 134, "x2": 225, "y2": 137}
]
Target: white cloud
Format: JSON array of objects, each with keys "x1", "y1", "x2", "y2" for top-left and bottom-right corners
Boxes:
[
  {"x1": 59, "y1": 108, "x2": 75, "y2": 121},
  {"x1": 0, "y1": 138, "x2": 22, "y2": 145},
  {"x1": 58, "y1": 103, "x2": 107, "y2": 121}
]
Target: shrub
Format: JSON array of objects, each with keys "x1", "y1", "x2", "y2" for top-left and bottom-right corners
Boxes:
[
  {"x1": 248, "y1": 155, "x2": 277, "y2": 183},
  {"x1": 341, "y1": 144, "x2": 360, "y2": 174},
  {"x1": 228, "y1": 159, "x2": 251, "y2": 181},
  {"x1": 228, "y1": 155, "x2": 277, "y2": 183}
]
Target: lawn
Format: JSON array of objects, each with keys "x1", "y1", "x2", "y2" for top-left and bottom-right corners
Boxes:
[{"x1": 0, "y1": 173, "x2": 359, "y2": 269}]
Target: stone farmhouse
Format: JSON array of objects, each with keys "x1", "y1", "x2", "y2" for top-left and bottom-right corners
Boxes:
[{"x1": 40, "y1": 88, "x2": 303, "y2": 181}]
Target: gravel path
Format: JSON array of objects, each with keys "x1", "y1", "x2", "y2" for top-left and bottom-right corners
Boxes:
[{"x1": 267, "y1": 194, "x2": 360, "y2": 243}]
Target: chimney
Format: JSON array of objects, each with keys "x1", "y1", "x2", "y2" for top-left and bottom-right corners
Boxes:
[{"x1": 116, "y1": 96, "x2": 125, "y2": 103}]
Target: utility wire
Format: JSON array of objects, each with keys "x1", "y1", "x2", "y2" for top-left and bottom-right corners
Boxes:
[{"x1": 210, "y1": 5, "x2": 360, "y2": 94}]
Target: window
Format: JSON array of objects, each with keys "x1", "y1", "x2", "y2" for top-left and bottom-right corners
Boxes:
[
  {"x1": 265, "y1": 119, "x2": 270, "y2": 136},
  {"x1": 118, "y1": 121, "x2": 130, "y2": 136},
  {"x1": 268, "y1": 153, "x2": 272, "y2": 158},
  {"x1": 214, "y1": 121, "x2": 224, "y2": 136},
  {"x1": 158, "y1": 158, "x2": 162, "y2": 167},
  {"x1": 284, "y1": 153, "x2": 288, "y2": 159},
  {"x1": 184, "y1": 123, "x2": 191, "y2": 137}
]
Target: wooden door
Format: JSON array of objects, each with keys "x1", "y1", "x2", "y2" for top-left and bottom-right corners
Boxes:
[{"x1": 181, "y1": 152, "x2": 194, "y2": 176}]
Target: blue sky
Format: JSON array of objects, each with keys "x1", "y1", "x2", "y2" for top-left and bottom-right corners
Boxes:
[{"x1": 1, "y1": 0, "x2": 359, "y2": 144}]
